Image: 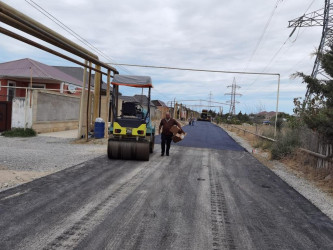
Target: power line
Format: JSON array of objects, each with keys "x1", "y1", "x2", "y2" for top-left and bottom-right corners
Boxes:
[
  {"x1": 109, "y1": 63, "x2": 280, "y2": 76},
  {"x1": 244, "y1": 9, "x2": 311, "y2": 88},
  {"x1": 245, "y1": 36, "x2": 290, "y2": 89},
  {"x1": 242, "y1": 0, "x2": 315, "y2": 89},
  {"x1": 242, "y1": 0, "x2": 283, "y2": 73},
  {"x1": 25, "y1": 0, "x2": 133, "y2": 75},
  {"x1": 151, "y1": 87, "x2": 170, "y2": 100},
  {"x1": 176, "y1": 99, "x2": 229, "y2": 105},
  {"x1": 304, "y1": 0, "x2": 316, "y2": 13}
]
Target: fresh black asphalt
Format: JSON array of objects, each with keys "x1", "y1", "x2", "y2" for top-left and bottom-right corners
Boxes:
[
  {"x1": 0, "y1": 122, "x2": 333, "y2": 249},
  {"x1": 155, "y1": 121, "x2": 245, "y2": 151}
]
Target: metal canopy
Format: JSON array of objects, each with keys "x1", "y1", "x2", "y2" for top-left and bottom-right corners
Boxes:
[
  {"x1": 112, "y1": 75, "x2": 153, "y2": 88},
  {"x1": 0, "y1": 1, "x2": 118, "y2": 74}
]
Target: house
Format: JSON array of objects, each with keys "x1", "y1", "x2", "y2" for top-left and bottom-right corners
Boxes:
[
  {"x1": 152, "y1": 100, "x2": 169, "y2": 118},
  {"x1": 54, "y1": 66, "x2": 111, "y2": 95},
  {"x1": 0, "y1": 58, "x2": 110, "y2": 133},
  {"x1": 257, "y1": 111, "x2": 276, "y2": 120},
  {"x1": 0, "y1": 58, "x2": 85, "y2": 102},
  {"x1": 120, "y1": 95, "x2": 137, "y2": 103}
]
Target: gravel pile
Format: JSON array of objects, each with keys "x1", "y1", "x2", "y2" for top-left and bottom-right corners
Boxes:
[
  {"x1": 222, "y1": 126, "x2": 333, "y2": 221},
  {"x1": 0, "y1": 136, "x2": 106, "y2": 172}
]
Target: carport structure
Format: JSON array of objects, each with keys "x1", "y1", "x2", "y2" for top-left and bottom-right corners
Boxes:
[{"x1": 0, "y1": 1, "x2": 118, "y2": 140}]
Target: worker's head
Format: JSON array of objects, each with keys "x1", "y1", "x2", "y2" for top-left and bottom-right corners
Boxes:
[{"x1": 165, "y1": 112, "x2": 171, "y2": 119}]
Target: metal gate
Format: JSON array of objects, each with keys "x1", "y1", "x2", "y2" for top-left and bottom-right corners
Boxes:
[{"x1": 0, "y1": 101, "x2": 12, "y2": 132}]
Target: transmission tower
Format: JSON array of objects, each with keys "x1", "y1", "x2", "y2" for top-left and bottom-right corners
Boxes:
[
  {"x1": 208, "y1": 91, "x2": 213, "y2": 110},
  {"x1": 288, "y1": 0, "x2": 333, "y2": 82},
  {"x1": 225, "y1": 77, "x2": 242, "y2": 115}
]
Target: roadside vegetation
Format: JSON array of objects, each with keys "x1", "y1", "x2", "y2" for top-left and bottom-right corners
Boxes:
[
  {"x1": 2, "y1": 128, "x2": 37, "y2": 137},
  {"x1": 220, "y1": 44, "x2": 333, "y2": 195}
]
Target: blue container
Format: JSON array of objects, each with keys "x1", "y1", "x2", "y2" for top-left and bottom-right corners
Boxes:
[{"x1": 94, "y1": 122, "x2": 105, "y2": 139}]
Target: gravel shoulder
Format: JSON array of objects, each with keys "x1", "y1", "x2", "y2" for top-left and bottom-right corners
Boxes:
[
  {"x1": 221, "y1": 125, "x2": 333, "y2": 221},
  {"x1": 0, "y1": 135, "x2": 106, "y2": 191}
]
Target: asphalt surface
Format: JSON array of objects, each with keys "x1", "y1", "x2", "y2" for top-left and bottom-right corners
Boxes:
[
  {"x1": 155, "y1": 121, "x2": 244, "y2": 151},
  {"x1": 0, "y1": 121, "x2": 333, "y2": 249}
]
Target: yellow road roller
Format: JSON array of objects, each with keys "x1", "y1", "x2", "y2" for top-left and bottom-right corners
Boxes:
[{"x1": 108, "y1": 75, "x2": 155, "y2": 161}]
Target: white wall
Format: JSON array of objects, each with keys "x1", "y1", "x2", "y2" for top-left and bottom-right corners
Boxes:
[{"x1": 12, "y1": 98, "x2": 32, "y2": 128}]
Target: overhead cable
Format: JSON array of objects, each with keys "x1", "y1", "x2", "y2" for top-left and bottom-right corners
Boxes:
[
  {"x1": 108, "y1": 63, "x2": 280, "y2": 76},
  {"x1": 25, "y1": 0, "x2": 133, "y2": 74}
]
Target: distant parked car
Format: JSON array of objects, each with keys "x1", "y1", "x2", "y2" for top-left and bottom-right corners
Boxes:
[{"x1": 262, "y1": 120, "x2": 271, "y2": 125}]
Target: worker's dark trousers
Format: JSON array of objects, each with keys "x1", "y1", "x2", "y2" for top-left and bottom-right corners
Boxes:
[{"x1": 161, "y1": 134, "x2": 172, "y2": 155}]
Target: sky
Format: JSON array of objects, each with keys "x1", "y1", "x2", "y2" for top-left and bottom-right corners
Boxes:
[{"x1": 0, "y1": 0, "x2": 326, "y2": 114}]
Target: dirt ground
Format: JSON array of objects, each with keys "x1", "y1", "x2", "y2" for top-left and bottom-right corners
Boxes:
[
  {"x1": 0, "y1": 165, "x2": 51, "y2": 190},
  {"x1": 0, "y1": 120, "x2": 182, "y2": 191}
]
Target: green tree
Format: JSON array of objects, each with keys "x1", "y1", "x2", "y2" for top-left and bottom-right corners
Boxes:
[
  {"x1": 208, "y1": 109, "x2": 217, "y2": 118},
  {"x1": 293, "y1": 44, "x2": 333, "y2": 141}
]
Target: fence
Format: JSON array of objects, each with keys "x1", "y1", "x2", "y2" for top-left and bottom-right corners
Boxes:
[
  {"x1": 223, "y1": 124, "x2": 276, "y2": 142},
  {"x1": 222, "y1": 123, "x2": 332, "y2": 169},
  {"x1": 299, "y1": 127, "x2": 333, "y2": 169}
]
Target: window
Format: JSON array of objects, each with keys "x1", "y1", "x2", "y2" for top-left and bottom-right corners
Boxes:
[
  {"x1": 32, "y1": 83, "x2": 46, "y2": 89},
  {"x1": 7, "y1": 81, "x2": 16, "y2": 101}
]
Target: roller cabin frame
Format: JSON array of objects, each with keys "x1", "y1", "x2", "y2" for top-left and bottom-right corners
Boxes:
[{"x1": 107, "y1": 75, "x2": 155, "y2": 161}]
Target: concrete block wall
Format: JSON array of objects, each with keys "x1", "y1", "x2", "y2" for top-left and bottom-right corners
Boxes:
[{"x1": 32, "y1": 90, "x2": 80, "y2": 133}]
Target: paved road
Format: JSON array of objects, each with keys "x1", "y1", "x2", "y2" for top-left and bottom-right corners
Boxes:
[
  {"x1": 0, "y1": 122, "x2": 333, "y2": 249},
  {"x1": 155, "y1": 121, "x2": 244, "y2": 151}
]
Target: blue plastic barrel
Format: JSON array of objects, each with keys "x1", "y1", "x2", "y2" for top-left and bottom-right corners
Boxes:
[{"x1": 94, "y1": 122, "x2": 105, "y2": 139}]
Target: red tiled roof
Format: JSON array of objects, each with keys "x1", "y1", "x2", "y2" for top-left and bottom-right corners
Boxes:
[{"x1": 0, "y1": 58, "x2": 83, "y2": 86}]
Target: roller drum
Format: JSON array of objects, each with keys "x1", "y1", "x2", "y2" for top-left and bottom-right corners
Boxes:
[
  {"x1": 149, "y1": 134, "x2": 155, "y2": 153},
  {"x1": 108, "y1": 140, "x2": 149, "y2": 161},
  {"x1": 108, "y1": 140, "x2": 120, "y2": 159},
  {"x1": 136, "y1": 142, "x2": 150, "y2": 161}
]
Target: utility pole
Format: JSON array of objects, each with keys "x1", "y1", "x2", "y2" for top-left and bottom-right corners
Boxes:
[
  {"x1": 288, "y1": 1, "x2": 333, "y2": 101},
  {"x1": 219, "y1": 106, "x2": 223, "y2": 116},
  {"x1": 180, "y1": 103, "x2": 183, "y2": 120},
  {"x1": 225, "y1": 77, "x2": 242, "y2": 116},
  {"x1": 78, "y1": 60, "x2": 88, "y2": 138}
]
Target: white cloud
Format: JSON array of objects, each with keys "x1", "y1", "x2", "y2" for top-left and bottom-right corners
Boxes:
[{"x1": 0, "y1": 0, "x2": 327, "y2": 113}]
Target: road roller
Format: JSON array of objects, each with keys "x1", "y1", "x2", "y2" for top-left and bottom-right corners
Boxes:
[
  {"x1": 108, "y1": 75, "x2": 155, "y2": 161},
  {"x1": 198, "y1": 109, "x2": 211, "y2": 122}
]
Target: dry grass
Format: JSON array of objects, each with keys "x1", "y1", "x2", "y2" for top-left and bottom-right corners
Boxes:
[
  {"x1": 281, "y1": 151, "x2": 333, "y2": 196},
  {"x1": 223, "y1": 123, "x2": 333, "y2": 197}
]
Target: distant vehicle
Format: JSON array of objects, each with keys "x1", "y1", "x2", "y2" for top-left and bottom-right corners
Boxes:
[
  {"x1": 198, "y1": 109, "x2": 211, "y2": 122},
  {"x1": 263, "y1": 120, "x2": 271, "y2": 125}
]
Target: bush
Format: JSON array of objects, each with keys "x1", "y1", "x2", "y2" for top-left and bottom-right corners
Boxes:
[
  {"x1": 253, "y1": 139, "x2": 273, "y2": 150},
  {"x1": 287, "y1": 116, "x2": 303, "y2": 129},
  {"x1": 215, "y1": 116, "x2": 222, "y2": 124},
  {"x1": 271, "y1": 130, "x2": 300, "y2": 160},
  {"x1": 2, "y1": 128, "x2": 37, "y2": 137},
  {"x1": 262, "y1": 128, "x2": 275, "y2": 139}
]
